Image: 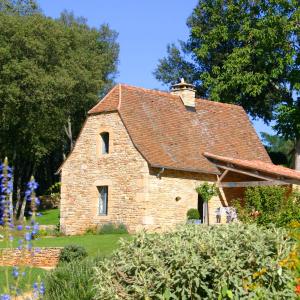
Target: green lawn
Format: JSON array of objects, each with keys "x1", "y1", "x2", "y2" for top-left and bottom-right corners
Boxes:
[
  {"x1": 37, "y1": 208, "x2": 59, "y2": 225},
  {"x1": 0, "y1": 233, "x2": 130, "y2": 292},
  {"x1": 36, "y1": 233, "x2": 130, "y2": 257},
  {"x1": 0, "y1": 233, "x2": 130, "y2": 257}
]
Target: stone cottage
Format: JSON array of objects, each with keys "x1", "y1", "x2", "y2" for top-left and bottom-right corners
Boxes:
[{"x1": 59, "y1": 80, "x2": 300, "y2": 235}]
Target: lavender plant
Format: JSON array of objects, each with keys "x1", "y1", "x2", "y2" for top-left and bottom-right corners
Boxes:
[{"x1": 0, "y1": 158, "x2": 45, "y2": 299}]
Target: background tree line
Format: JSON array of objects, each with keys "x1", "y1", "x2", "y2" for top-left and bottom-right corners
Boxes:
[{"x1": 0, "y1": 0, "x2": 119, "y2": 212}]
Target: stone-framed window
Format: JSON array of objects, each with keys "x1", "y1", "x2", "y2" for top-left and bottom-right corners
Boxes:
[
  {"x1": 100, "y1": 132, "x2": 109, "y2": 154},
  {"x1": 98, "y1": 186, "x2": 108, "y2": 215}
]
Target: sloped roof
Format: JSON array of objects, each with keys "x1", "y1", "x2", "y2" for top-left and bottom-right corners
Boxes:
[
  {"x1": 204, "y1": 152, "x2": 300, "y2": 181},
  {"x1": 88, "y1": 84, "x2": 271, "y2": 174}
]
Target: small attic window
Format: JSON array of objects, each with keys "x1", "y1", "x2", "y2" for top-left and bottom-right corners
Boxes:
[{"x1": 100, "y1": 132, "x2": 109, "y2": 154}]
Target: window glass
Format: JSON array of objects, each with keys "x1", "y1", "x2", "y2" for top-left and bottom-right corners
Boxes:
[
  {"x1": 100, "y1": 132, "x2": 109, "y2": 154},
  {"x1": 98, "y1": 186, "x2": 108, "y2": 215}
]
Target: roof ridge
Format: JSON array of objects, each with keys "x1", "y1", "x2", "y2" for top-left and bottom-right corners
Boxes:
[
  {"x1": 196, "y1": 98, "x2": 242, "y2": 109},
  {"x1": 120, "y1": 83, "x2": 179, "y2": 99}
]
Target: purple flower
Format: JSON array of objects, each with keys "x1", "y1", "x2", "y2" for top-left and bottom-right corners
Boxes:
[
  {"x1": 39, "y1": 282, "x2": 45, "y2": 295},
  {"x1": 17, "y1": 225, "x2": 23, "y2": 231},
  {"x1": 35, "y1": 197, "x2": 40, "y2": 206},
  {"x1": 12, "y1": 267, "x2": 19, "y2": 279},
  {"x1": 0, "y1": 294, "x2": 10, "y2": 300},
  {"x1": 25, "y1": 232, "x2": 31, "y2": 241}
]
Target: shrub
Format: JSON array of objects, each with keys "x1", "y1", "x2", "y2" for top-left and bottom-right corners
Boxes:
[
  {"x1": 186, "y1": 208, "x2": 200, "y2": 220},
  {"x1": 195, "y1": 182, "x2": 218, "y2": 202},
  {"x1": 85, "y1": 226, "x2": 97, "y2": 235},
  {"x1": 233, "y1": 186, "x2": 300, "y2": 227},
  {"x1": 97, "y1": 222, "x2": 128, "y2": 234},
  {"x1": 59, "y1": 244, "x2": 88, "y2": 264},
  {"x1": 44, "y1": 257, "x2": 101, "y2": 300},
  {"x1": 93, "y1": 224, "x2": 295, "y2": 299}
]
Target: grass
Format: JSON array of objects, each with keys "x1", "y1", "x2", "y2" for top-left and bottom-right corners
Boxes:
[
  {"x1": 35, "y1": 233, "x2": 130, "y2": 257},
  {"x1": 0, "y1": 233, "x2": 131, "y2": 257},
  {"x1": 37, "y1": 209, "x2": 59, "y2": 225},
  {"x1": 0, "y1": 266, "x2": 46, "y2": 293},
  {"x1": 0, "y1": 233, "x2": 130, "y2": 292}
]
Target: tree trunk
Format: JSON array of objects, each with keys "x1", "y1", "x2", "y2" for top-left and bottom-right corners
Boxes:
[
  {"x1": 64, "y1": 116, "x2": 74, "y2": 151},
  {"x1": 294, "y1": 139, "x2": 300, "y2": 170}
]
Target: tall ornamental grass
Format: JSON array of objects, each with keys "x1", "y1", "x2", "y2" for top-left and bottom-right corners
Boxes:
[{"x1": 93, "y1": 224, "x2": 296, "y2": 299}]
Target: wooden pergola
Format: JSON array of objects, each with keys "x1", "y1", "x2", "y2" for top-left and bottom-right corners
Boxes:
[{"x1": 203, "y1": 152, "x2": 300, "y2": 206}]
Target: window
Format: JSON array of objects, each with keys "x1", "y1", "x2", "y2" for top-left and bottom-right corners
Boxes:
[
  {"x1": 100, "y1": 132, "x2": 109, "y2": 154},
  {"x1": 98, "y1": 186, "x2": 108, "y2": 215}
]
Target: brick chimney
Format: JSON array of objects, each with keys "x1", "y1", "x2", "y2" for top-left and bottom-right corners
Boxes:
[{"x1": 170, "y1": 78, "x2": 196, "y2": 107}]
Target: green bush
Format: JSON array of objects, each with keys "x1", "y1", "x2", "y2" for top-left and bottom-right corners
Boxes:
[
  {"x1": 186, "y1": 208, "x2": 200, "y2": 220},
  {"x1": 44, "y1": 257, "x2": 100, "y2": 300},
  {"x1": 93, "y1": 224, "x2": 295, "y2": 299},
  {"x1": 59, "y1": 244, "x2": 88, "y2": 264},
  {"x1": 97, "y1": 222, "x2": 128, "y2": 234},
  {"x1": 233, "y1": 186, "x2": 300, "y2": 227},
  {"x1": 195, "y1": 182, "x2": 218, "y2": 202}
]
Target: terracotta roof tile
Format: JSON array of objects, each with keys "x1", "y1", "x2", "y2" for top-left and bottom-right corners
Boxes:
[
  {"x1": 88, "y1": 84, "x2": 120, "y2": 114},
  {"x1": 204, "y1": 152, "x2": 300, "y2": 181},
  {"x1": 88, "y1": 84, "x2": 272, "y2": 174}
]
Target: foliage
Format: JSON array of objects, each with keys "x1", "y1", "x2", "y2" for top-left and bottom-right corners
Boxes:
[
  {"x1": 59, "y1": 244, "x2": 88, "y2": 264},
  {"x1": 97, "y1": 222, "x2": 128, "y2": 235},
  {"x1": 261, "y1": 132, "x2": 295, "y2": 167},
  {"x1": 186, "y1": 208, "x2": 200, "y2": 220},
  {"x1": 0, "y1": 0, "x2": 40, "y2": 15},
  {"x1": 274, "y1": 102, "x2": 300, "y2": 154},
  {"x1": 195, "y1": 182, "x2": 218, "y2": 202},
  {"x1": 0, "y1": 4, "x2": 119, "y2": 198},
  {"x1": 233, "y1": 186, "x2": 300, "y2": 227},
  {"x1": 93, "y1": 224, "x2": 295, "y2": 299},
  {"x1": 154, "y1": 0, "x2": 298, "y2": 123},
  {"x1": 0, "y1": 266, "x2": 46, "y2": 293},
  {"x1": 44, "y1": 257, "x2": 101, "y2": 300},
  {"x1": 281, "y1": 222, "x2": 300, "y2": 297}
]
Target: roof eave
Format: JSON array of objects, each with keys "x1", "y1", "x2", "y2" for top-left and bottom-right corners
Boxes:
[{"x1": 150, "y1": 163, "x2": 221, "y2": 175}]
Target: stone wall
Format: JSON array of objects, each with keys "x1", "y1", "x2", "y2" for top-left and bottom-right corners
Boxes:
[
  {"x1": 140, "y1": 168, "x2": 221, "y2": 231},
  {"x1": 61, "y1": 112, "x2": 149, "y2": 235},
  {"x1": 60, "y1": 112, "x2": 258, "y2": 235},
  {"x1": 0, "y1": 247, "x2": 62, "y2": 268}
]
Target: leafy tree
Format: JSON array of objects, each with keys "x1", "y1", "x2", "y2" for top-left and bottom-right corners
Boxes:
[
  {"x1": 0, "y1": 0, "x2": 40, "y2": 15},
  {"x1": 155, "y1": 0, "x2": 299, "y2": 155},
  {"x1": 261, "y1": 132, "x2": 294, "y2": 167},
  {"x1": 0, "y1": 3, "x2": 119, "y2": 203}
]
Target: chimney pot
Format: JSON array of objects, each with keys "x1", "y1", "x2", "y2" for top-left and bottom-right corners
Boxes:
[{"x1": 170, "y1": 78, "x2": 196, "y2": 107}]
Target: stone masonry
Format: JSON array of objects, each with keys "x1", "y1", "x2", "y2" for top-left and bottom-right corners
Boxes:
[
  {"x1": 60, "y1": 112, "x2": 245, "y2": 235},
  {"x1": 0, "y1": 247, "x2": 62, "y2": 268},
  {"x1": 61, "y1": 112, "x2": 149, "y2": 235}
]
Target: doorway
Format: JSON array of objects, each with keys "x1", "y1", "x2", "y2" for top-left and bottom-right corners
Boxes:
[{"x1": 198, "y1": 195, "x2": 208, "y2": 224}]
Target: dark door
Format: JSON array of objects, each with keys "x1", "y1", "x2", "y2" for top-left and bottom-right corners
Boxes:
[{"x1": 198, "y1": 195, "x2": 204, "y2": 222}]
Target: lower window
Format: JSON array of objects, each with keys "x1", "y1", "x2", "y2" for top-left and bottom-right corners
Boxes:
[{"x1": 98, "y1": 186, "x2": 108, "y2": 215}]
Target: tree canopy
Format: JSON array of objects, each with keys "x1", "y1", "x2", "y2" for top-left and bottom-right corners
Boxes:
[
  {"x1": 0, "y1": 1, "x2": 119, "y2": 196},
  {"x1": 154, "y1": 0, "x2": 299, "y2": 122}
]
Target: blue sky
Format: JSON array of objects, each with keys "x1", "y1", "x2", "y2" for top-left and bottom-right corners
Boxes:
[{"x1": 39, "y1": 0, "x2": 274, "y2": 136}]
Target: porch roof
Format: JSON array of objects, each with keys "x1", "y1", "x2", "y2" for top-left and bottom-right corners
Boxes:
[{"x1": 203, "y1": 152, "x2": 300, "y2": 183}]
